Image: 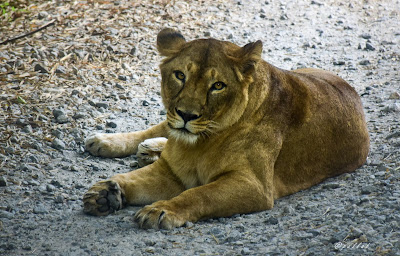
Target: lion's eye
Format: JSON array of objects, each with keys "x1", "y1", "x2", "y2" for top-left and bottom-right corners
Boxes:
[
  {"x1": 174, "y1": 71, "x2": 185, "y2": 81},
  {"x1": 211, "y1": 82, "x2": 226, "y2": 91}
]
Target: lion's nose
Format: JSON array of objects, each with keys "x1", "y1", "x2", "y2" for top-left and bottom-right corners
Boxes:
[{"x1": 175, "y1": 108, "x2": 201, "y2": 123}]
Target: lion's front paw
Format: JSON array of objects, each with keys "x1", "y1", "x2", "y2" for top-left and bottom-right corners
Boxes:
[
  {"x1": 137, "y1": 137, "x2": 168, "y2": 167},
  {"x1": 85, "y1": 133, "x2": 131, "y2": 158},
  {"x1": 83, "y1": 180, "x2": 126, "y2": 216},
  {"x1": 134, "y1": 201, "x2": 186, "y2": 229}
]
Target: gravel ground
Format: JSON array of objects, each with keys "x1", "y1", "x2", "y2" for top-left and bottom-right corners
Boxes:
[{"x1": 1, "y1": 0, "x2": 399, "y2": 255}]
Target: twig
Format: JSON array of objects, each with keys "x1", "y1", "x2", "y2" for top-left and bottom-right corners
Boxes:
[{"x1": 0, "y1": 19, "x2": 56, "y2": 45}]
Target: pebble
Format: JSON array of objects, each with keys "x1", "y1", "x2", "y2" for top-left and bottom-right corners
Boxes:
[
  {"x1": 115, "y1": 83, "x2": 125, "y2": 89},
  {"x1": 51, "y1": 138, "x2": 66, "y2": 150},
  {"x1": 51, "y1": 129, "x2": 63, "y2": 139},
  {"x1": 21, "y1": 125, "x2": 33, "y2": 133},
  {"x1": 323, "y1": 182, "x2": 341, "y2": 189},
  {"x1": 56, "y1": 115, "x2": 70, "y2": 124},
  {"x1": 53, "y1": 109, "x2": 65, "y2": 119},
  {"x1": 96, "y1": 102, "x2": 109, "y2": 109},
  {"x1": 360, "y1": 33, "x2": 372, "y2": 39},
  {"x1": 106, "y1": 121, "x2": 117, "y2": 128},
  {"x1": 73, "y1": 112, "x2": 86, "y2": 119},
  {"x1": 389, "y1": 92, "x2": 400, "y2": 99},
  {"x1": 142, "y1": 100, "x2": 150, "y2": 106},
  {"x1": 56, "y1": 66, "x2": 66, "y2": 74},
  {"x1": 266, "y1": 216, "x2": 279, "y2": 225},
  {"x1": 382, "y1": 103, "x2": 400, "y2": 113},
  {"x1": 54, "y1": 195, "x2": 64, "y2": 203},
  {"x1": 359, "y1": 60, "x2": 371, "y2": 65},
  {"x1": 0, "y1": 176, "x2": 8, "y2": 187},
  {"x1": 0, "y1": 210, "x2": 14, "y2": 219},
  {"x1": 34, "y1": 63, "x2": 48, "y2": 73},
  {"x1": 38, "y1": 11, "x2": 49, "y2": 19},
  {"x1": 361, "y1": 185, "x2": 375, "y2": 195},
  {"x1": 365, "y1": 42, "x2": 375, "y2": 51},
  {"x1": 118, "y1": 75, "x2": 129, "y2": 81},
  {"x1": 333, "y1": 61, "x2": 345, "y2": 66},
  {"x1": 33, "y1": 205, "x2": 49, "y2": 214}
]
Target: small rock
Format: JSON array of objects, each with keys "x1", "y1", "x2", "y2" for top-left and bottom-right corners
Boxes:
[
  {"x1": 38, "y1": 11, "x2": 49, "y2": 19},
  {"x1": 96, "y1": 102, "x2": 109, "y2": 109},
  {"x1": 282, "y1": 205, "x2": 295, "y2": 215},
  {"x1": 361, "y1": 185, "x2": 374, "y2": 195},
  {"x1": 21, "y1": 125, "x2": 33, "y2": 133},
  {"x1": 51, "y1": 129, "x2": 63, "y2": 139},
  {"x1": 33, "y1": 205, "x2": 49, "y2": 214},
  {"x1": 51, "y1": 139, "x2": 66, "y2": 150},
  {"x1": 106, "y1": 121, "x2": 117, "y2": 128},
  {"x1": 16, "y1": 118, "x2": 27, "y2": 125},
  {"x1": 307, "y1": 229, "x2": 321, "y2": 237},
  {"x1": 323, "y1": 182, "x2": 341, "y2": 189},
  {"x1": 142, "y1": 100, "x2": 150, "y2": 106},
  {"x1": 365, "y1": 43, "x2": 375, "y2": 51},
  {"x1": 115, "y1": 83, "x2": 125, "y2": 89},
  {"x1": 184, "y1": 221, "x2": 194, "y2": 228},
  {"x1": 266, "y1": 216, "x2": 279, "y2": 225},
  {"x1": 34, "y1": 63, "x2": 48, "y2": 73},
  {"x1": 73, "y1": 112, "x2": 86, "y2": 119},
  {"x1": 56, "y1": 115, "x2": 70, "y2": 124},
  {"x1": 280, "y1": 14, "x2": 288, "y2": 20},
  {"x1": 224, "y1": 230, "x2": 241, "y2": 242},
  {"x1": 130, "y1": 47, "x2": 136, "y2": 55},
  {"x1": 333, "y1": 61, "x2": 345, "y2": 66},
  {"x1": 241, "y1": 247, "x2": 251, "y2": 255},
  {"x1": 0, "y1": 176, "x2": 8, "y2": 187},
  {"x1": 54, "y1": 195, "x2": 64, "y2": 203},
  {"x1": 118, "y1": 75, "x2": 129, "y2": 81},
  {"x1": 46, "y1": 184, "x2": 56, "y2": 192},
  {"x1": 52, "y1": 109, "x2": 65, "y2": 119},
  {"x1": 51, "y1": 180, "x2": 62, "y2": 188},
  {"x1": 311, "y1": 0, "x2": 323, "y2": 6},
  {"x1": 389, "y1": 92, "x2": 400, "y2": 99},
  {"x1": 359, "y1": 60, "x2": 370, "y2": 65},
  {"x1": 360, "y1": 33, "x2": 372, "y2": 39},
  {"x1": 55, "y1": 66, "x2": 66, "y2": 74},
  {"x1": 160, "y1": 109, "x2": 167, "y2": 115},
  {"x1": 0, "y1": 209, "x2": 14, "y2": 219},
  {"x1": 382, "y1": 103, "x2": 400, "y2": 113}
]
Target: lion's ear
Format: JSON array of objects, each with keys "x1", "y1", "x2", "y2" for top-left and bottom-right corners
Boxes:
[
  {"x1": 237, "y1": 40, "x2": 263, "y2": 74},
  {"x1": 157, "y1": 28, "x2": 186, "y2": 57}
]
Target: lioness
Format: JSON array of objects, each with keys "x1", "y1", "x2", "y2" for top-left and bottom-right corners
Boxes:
[{"x1": 83, "y1": 28, "x2": 369, "y2": 229}]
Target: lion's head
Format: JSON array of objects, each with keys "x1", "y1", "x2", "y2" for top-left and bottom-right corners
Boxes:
[{"x1": 157, "y1": 28, "x2": 263, "y2": 144}]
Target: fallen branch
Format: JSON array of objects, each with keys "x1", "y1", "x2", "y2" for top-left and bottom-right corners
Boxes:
[{"x1": 0, "y1": 19, "x2": 56, "y2": 45}]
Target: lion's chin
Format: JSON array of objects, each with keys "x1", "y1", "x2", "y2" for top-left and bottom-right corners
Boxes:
[{"x1": 169, "y1": 128, "x2": 200, "y2": 144}]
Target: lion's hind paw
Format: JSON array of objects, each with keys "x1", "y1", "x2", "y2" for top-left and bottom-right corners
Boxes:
[{"x1": 136, "y1": 137, "x2": 167, "y2": 167}]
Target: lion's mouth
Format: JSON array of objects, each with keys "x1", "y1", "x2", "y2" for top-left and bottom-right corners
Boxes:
[{"x1": 177, "y1": 127, "x2": 192, "y2": 134}]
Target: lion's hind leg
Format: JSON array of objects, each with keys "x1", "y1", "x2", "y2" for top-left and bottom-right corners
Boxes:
[{"x1": 136, "y1": 137, "x2": 168, "y2": 167}]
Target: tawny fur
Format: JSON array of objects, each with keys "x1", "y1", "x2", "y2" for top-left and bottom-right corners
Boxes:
[{"x1": 83, "y1": 28, "x2": 369, "y2": 229}]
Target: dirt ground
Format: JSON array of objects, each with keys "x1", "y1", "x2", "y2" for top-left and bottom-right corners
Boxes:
[{"x1": 1, "y1": 0, "x2": 399, "y2": 255}]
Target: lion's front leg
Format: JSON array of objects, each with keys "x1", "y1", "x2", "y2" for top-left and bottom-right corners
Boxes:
[
  {"x1": 83, "y1": 161, "x2": 185, "y2": 216},
  {"x1": 134, "y1": 172, "x2": 274, "y2": 229},
  {"x1": 85, "y1": 121, "x2": 168, "y2": 158}
]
